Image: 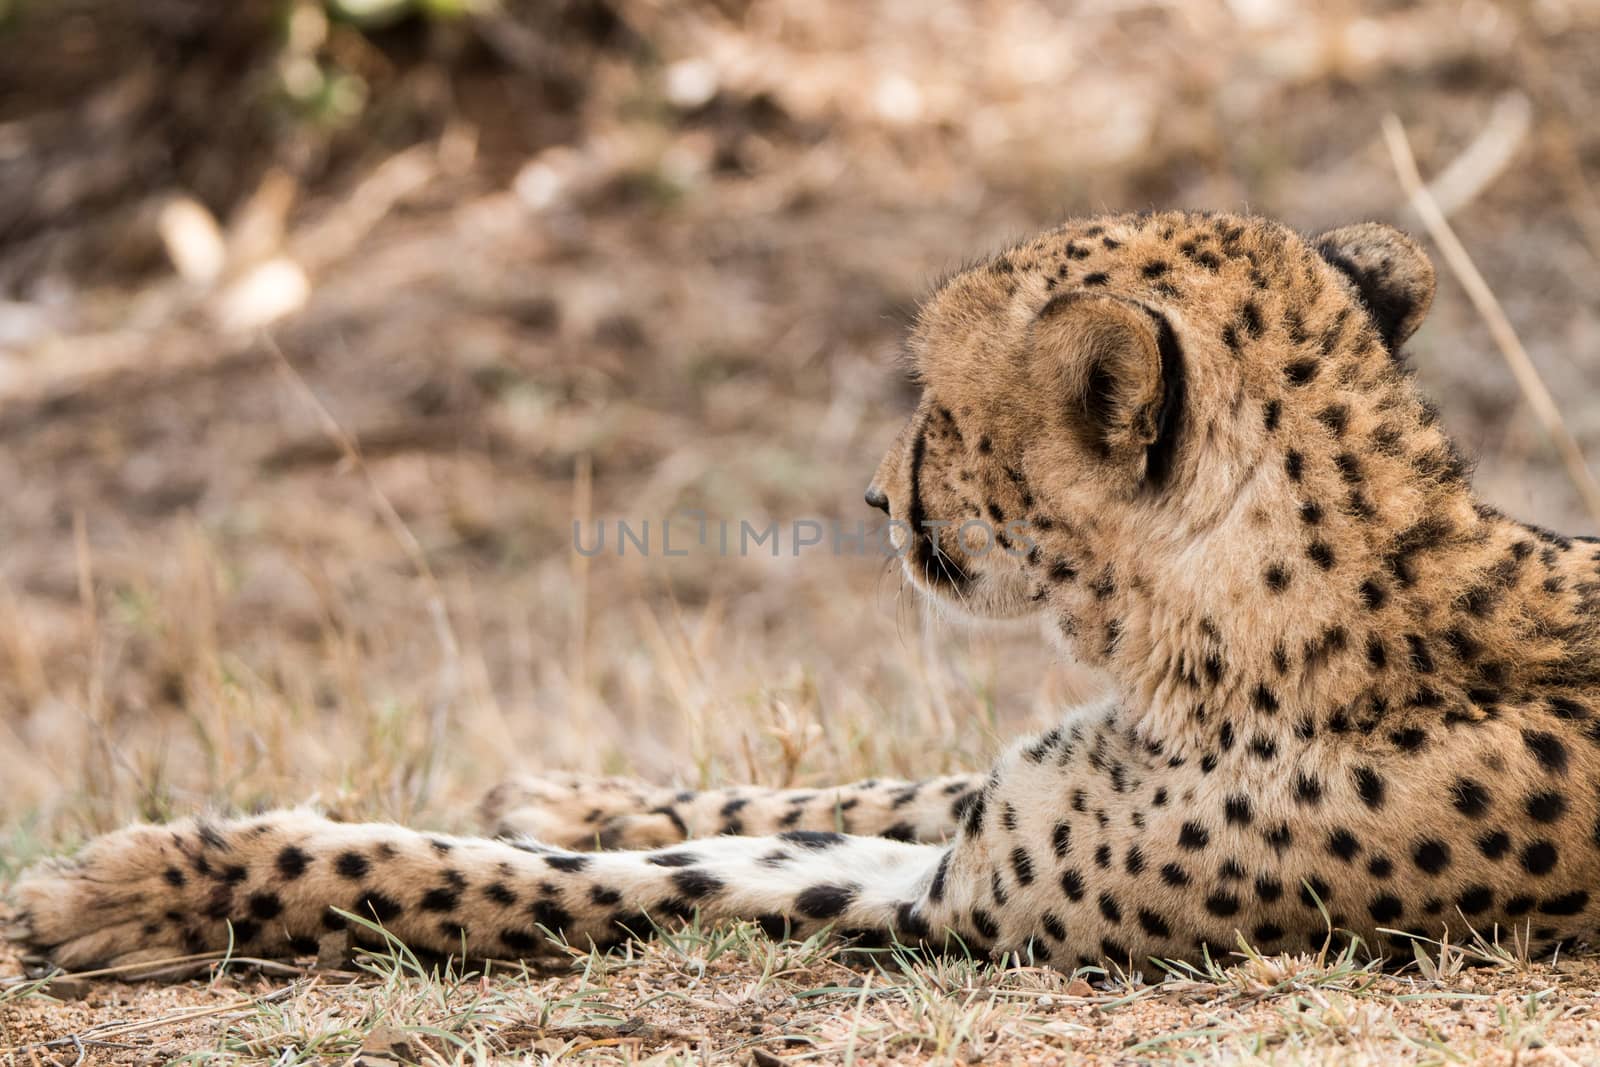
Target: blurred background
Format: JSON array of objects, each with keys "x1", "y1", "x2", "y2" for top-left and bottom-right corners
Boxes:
[{"x1": 1, "y1": 0, "x2": 1598, "y2": 849}]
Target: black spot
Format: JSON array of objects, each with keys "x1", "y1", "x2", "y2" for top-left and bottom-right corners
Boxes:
[
  {"x1": 1178, "y1": 822, "x2": 1210, "y2": 850},
  {"x1": 929, "y1": 853, "x2": 951, "y2": 902},
  {"x1": 421, "y1": 887, "x2": 460, "y2": 912},
  {"x1": 1012, "y1": 847, "x2": 1037, "y2": 885},
  {"x1": 1124, "y1": 845, "x2": 1146, "y2": 876},
  {"x1": 1520, "y1": 841, "x2": 1559, "y2": 876},
  {"x1": 1285, "y1": 451, "x2": 1304, "y2": 481},
  {"x1": 672, "y1": 869, "x2": 725, "y2": 899},
  {"x1": 796, "y1": 883, "x2": 857, "y2": 920},
  {"x1": 248, "y1": 892, "x2": 283, "y2": 920},
  {"x1": 1253, "y1": 923, "x2": 1286, "y2": 945},
  {"x1": 501, "y1": 928, "x2": 540, "y2": 952},
  {"x1": 1523, "y1": 731, "x2": 1570, "y2": 775},
  {"x1": 647, "y1": 851, "x2": 701, "y2": 868},
  {"x1": 1098, "y1": 892, "x2": 1123, "y2": 924},
  {"x1": 1265, "y1": 565, "x2": 1290, "y2": 592},
  {"x1": 1255, "y1": 876, "x2": 1283, "y2": 903},
  {"x1": 1525, "y1": 790, "x2": 1569, "y2": 823},
  {"x1": 1285, "y1": 359, "x2": 1318, "y2": 385},
  {"x1": 196, "y1": 823, "x2": 228, "y2": 851},
  {"x1": 1358, "y1": 580, "x2": 1387, "y2": 610},
  {"x1": 1051, "y1": 821, "x2": 1072, "y2": 858},
  {"x1": 1160, "y1": 863, "x2": 1190, "y2": 887},
  {"x1": 962, "y1": 792, "x2": 987, "y2": 835},
  {"x1": 1082, "y1": 272, "x2": 1109, "y2": 286},
  {"x1": 1294, "y1": 774, "x2": 1323, "y2": 806},
  {"x1": 778, "y1": 830, "x2": 847, "y2": 849},
  {"x1": 1252, "y1": 685, "x2": 1279, "y2": 713},
  {"x1": 890, "y1": 902, "x2": 929, "y2": 941},
  {"x1": 1317, "y1": 404, "x2": 1349, "y2": 437},
  {"x1": 335, "y1": 852, "x2": 370, "y2": 880},
  {"x1": 1060, "y1": 869, "x2": 1085, "y2": 900},
  {"x1": 164, "y1": 866, "x2": 186, "y2": 888},
  {"x1": 1412, "y1": 839, "x2": 1451, "y2": 875},
  {"x1": 276, "y1": 846, "x2": 310, "y2": 880},
  {"x1": 1368, "y1": 895, "x2": 1404, "y2": 923},
  {"x1": 1327, "y1": 829, "x2": 1361, "y2": 862},
  {"x1": 1094, "y1": 843, "x2": 1112, "y2": 869},
  {"x1": 1389, "y1": 727, "x2": 1427, "y2": 752},
  {"x1": 590, "y1": 885, "x2": 622, "y2": 906},
  {"x1": 1538, "y1": 891, "x2": 1588, "y2": 916},
  {"x1": 1239, "y1": 301, "x2": 1263, "y2": 337},
  {"x1": 1477, "y1": 830, "x2": 1511, "y2": 859},
  {"x1": 1205, "y1": 891, "x2": 1241, "y2": 917},
  {"x1": 1224, "y1": 795, "x2": 1253, "y2": 826},
  {"x1": 1334, "y1": 452, "x2": 1362, "y2": 483},
  {"x1": 1504, "y1": 895, "x2": 1535, "y2": 917},
  {"x1": 355, "y1": 892, "x2": 403, "y2": 923},
  {"x1": 1307, "y1": 541, "x2": 1336, "y2": 570},
  {"x1": 1263, "y1": 398, "x2": 1282, "y2": 431},
  {"x1": 1404, "y1": 634, "x2": 1435, "y2": 674},
  {"x1": 546, "y1": 854, "x2": 589, "y2": 873},
  {"x1": 1456, "y1": 886, "x2": 1494, "y2": 916},
  {"x1": 1368, "y1": 855, "x2": 1393, "y2": 879},
  {"x1": 1300, "y1": 876, "x2": 1332, "y2": 909},
  {"x1": 1353, "y1": 766, "x2": 1384, "y2": 809},
  {"x1": 1451, "y1": 778, "x2": 1491, "y2": 818},
  {"x1": 1550, "y1": 696, "x2": 1590, "y2": 721},
  {"x1": 1138, "y1": 909, "x2": 1172, "y2": 939}
]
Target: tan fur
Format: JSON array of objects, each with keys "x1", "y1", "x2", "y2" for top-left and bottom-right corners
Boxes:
[{"x1": 12, "y1": 211, "x2": 1600, "y2": 974}]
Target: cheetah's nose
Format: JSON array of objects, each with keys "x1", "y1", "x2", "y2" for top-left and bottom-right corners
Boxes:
[{"x1": 864, "y1": 484, "x2": 890, "y2": 514}]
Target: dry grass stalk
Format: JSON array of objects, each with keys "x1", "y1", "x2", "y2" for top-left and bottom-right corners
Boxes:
[
  {"x1": 1382, "y1": 113, "x2": 1600, "y2": 527},
  {"x1": 265, "y1": 334, "x2": 463, "y2": 813}
]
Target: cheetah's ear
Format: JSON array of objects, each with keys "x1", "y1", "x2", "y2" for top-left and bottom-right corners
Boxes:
[
  {"x1": 1031, "y1": 291, "x2": 1166, "y2": 464},
  {"x1": 1313, "y1": 223, "x2": 1436, "y2": 352}
]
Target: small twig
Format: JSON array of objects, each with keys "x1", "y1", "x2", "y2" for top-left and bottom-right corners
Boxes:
[
  {"x1": 265, "y1": 335, "x2": 463, "y2": 808},
  {"x1": 1382, "y1": 113, "x2": 1600, "y2": 528}
]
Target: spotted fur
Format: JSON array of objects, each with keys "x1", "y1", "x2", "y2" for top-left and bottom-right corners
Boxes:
[{"x1": 12, "y1": 211, "x2": 1600, "y2": 974}]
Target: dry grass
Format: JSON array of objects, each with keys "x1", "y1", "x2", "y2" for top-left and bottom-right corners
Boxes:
[{"x1": 5, "y1": 0, "x2": 1600, "y2": 1061}]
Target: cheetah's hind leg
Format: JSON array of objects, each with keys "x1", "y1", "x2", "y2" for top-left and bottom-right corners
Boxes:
[
  {"x1": 479, "y1": 772, "x2": 687, "y2": 850},
  {"x1": 482, "y1": 772, "x2": 987, "y2": 850}
]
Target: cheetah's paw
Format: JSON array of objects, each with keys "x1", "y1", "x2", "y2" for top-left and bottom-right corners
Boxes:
[{"x1": 8, "y1": 823, "x2": 200, "y2": 971}]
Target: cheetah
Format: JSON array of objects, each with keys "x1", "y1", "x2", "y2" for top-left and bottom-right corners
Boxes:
[{"x1": 13, "y1": 210, "x2": 1600, "y2": 976}]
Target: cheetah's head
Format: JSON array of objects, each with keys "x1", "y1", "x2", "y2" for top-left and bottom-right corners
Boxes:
[{"x1": 867, "y1": 212, "x2": 1450, "y2": 640}]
